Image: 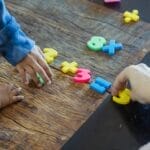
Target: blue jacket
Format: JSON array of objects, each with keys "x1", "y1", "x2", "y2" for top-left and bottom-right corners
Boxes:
[{"x1": 0, "y1": 0, "x2": 35, "y2": 65}]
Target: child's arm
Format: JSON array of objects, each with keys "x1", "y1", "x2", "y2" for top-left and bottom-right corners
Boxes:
[
  {"x1": 0, "y1": 0, "x2": 34, "y2": 65},
  {"x1": 111, "y1": 63, "x2": 150, "y2": 104},
  {"x1": 0, "y1": 0, "x2": 52, "y2": 86}
]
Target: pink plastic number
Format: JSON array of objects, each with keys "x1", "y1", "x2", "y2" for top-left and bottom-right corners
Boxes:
[{"x1": 73, "y1": 68, "x2": 91, "y2": 83}]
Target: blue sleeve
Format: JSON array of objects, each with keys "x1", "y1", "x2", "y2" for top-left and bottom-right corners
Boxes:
[{"x1": 0, "y1": 0, "x2": 35, "y2": 66}]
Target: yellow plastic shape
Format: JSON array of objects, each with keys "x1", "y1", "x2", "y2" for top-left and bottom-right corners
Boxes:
[
  {"x1": 61, "y1": 61, "x2": 78, "y2": 74},
  {"x1": 43, "y1": 48, "x2": 58, "y2": 64},
  {"x1": 112, "y1": 88, "x2": 131, "y2": 105},
  {"x1": 123, "y1": 10, "x2": 140, "y2": 23}
]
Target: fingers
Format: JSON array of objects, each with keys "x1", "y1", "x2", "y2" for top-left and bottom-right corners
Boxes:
[
  {"x1": 11, "y1": 87, "x2": 22, "y2": 96},
  {"x1": 16, "y1": 47, "x2": 53, "y2": 87},
  {"x1": 0, "y1": 85, "x2": 24, "y2": 108},
  {"x1": 36, "y1": 46, "x2": 45, "y2": 60},
  {"x1": 32, "y1": 45, "x2": 45, "y2": 60},
  {"x1": 36, "y1": 65, "x2": 51, "y2": 85},
  {"x1": 12, "y1": 95, "x2": 24, "y2": 101},
  {"x1": 37, "y1": 57, "x2": 53, "y2": 81},
  {"x1": 25, "y1": 66, "x2": 40, "y2": 86},
  {"x1": 11, "y1": 88, "x2": 24, "y2": 103},
  {"x1": 36, "y1": 46, "x2": 53, "y2": 81},
  {"x1": 8, "y1": 83, "x2": 15, "y2": 91},
  {"x1": 17, "y1": 67, "x2": 26, "y2": 83},
  {"x1": 111, "y1": 68, "x2": 129, "y2": 96},
  {"x1": 31, "y1": 60, "x2": 51, "y2": 86},
  {"x1": 27, "y1": 49, "x2": 52, "y2": 86}
]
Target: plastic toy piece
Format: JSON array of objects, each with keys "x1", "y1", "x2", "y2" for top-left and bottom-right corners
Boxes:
[
  {"x1": 112, "y1": 88, "x2": 131, "y2": 105},
  {"x1": 43, "y1": 48, "x2": 58, "y2": 64},
  {"x1": 123, "y1": 10, "x2": 140, "y2": 23},
  {"x1": 104, "y1": 0, "x2": 120, "y2": 3},
  {"x1": 61, "y1": 61, "x2": 78, "y2": 74},
  {"x1": 90, "y1": 77, "x2": 111, "y2": 94},
  {"x1": 102, "y1": 40, "x2": 123, "y2": 56},
  {"x1": 73, "y1": 68, "x2": 91, "y2": 83},
  {"x1": 87, "y1": 36, "x2": 106, "y2": 51},
  {"x1": 36, "y1": 73, "x2": 45, "y2": 85}
]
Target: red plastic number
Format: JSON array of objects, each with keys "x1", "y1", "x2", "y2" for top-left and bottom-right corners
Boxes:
[{"x1": 73, "y1": 68, "x2": 91, "y2": 83}]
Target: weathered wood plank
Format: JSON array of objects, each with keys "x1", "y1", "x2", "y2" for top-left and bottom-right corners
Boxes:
[
  {"x1": 5, "y1": 0, "x2": 148, "y2": 82},
  {"x1": 0, "y1": 62, "x2": 106, "y2": 149},
  {"x1": 0, "y1": 0, "x2": 149, "y2": 149}
]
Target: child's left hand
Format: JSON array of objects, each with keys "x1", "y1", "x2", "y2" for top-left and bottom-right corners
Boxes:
[
  {"x1": 111, "y1": 64, "x2": 150, "y2": 104},
  {"x1": 16, "y1": 46, "x2": 53, "y2": 87}
]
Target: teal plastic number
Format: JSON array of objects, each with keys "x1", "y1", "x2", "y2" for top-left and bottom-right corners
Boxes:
[{"x1": 87, "y1": 36, "x2": 106, "y2": 51}]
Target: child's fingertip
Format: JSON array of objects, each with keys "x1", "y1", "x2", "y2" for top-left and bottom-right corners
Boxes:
[
  {"x1": 17, "y1": 87, "x2": 22, "y2": 91},
  {"x1": 111, "y1": 88, "x2": 116, "y2": 96},
  {"x1": 13, "y1": 95, "x2": 24, "y2": 101},
  {"x1": 19, "y1": 96, "x2": 25, "y2": 100},
  {"x1": 47, "y1": 80, "x2": 51, "y2": 85}
]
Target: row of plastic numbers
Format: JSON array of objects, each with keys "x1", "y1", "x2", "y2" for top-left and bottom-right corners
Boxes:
[{"x1": 41, "y1": 48, "x2": 131, "y2": 105}]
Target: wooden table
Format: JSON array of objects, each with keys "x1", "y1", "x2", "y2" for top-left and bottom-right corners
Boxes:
[{"x1": 0, "y1": 0, "x2": 149, "y2": 149}]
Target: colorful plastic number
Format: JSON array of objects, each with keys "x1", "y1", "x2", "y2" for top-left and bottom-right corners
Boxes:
[
  {"x1": 43, "y1": 48, "x2": 58, "y2": 64},
  {"x1": 123, "y1": 10, "x2": 140, "y2": 23},
  {"x1": 87, "y1": 36, "x2": 106, "y2": 51},
  {"x1": 73, "y1": 68, "x2": 91, "y2": 83},
  {"x1": 61, "y1": 61, "x2": 78, "y2": 74},
  {"x1": 36, "y1": 73, "x2": 45, "y2": 85},
  {"x1": 102, "y1": 40, "x2": 123, "y2": 56},
  {"x1": 90, "y1": 77, "x2": 111, "y2": 94},
  {"x1": 112, "y1": 88, "x2": 131, "y2": 105}
]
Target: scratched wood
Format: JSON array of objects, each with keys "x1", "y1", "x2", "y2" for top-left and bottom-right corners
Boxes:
[
  {"x1": 0, "y1": 0, "x2": 149, "y2": 149},
  {"x1": 5, "y1": 0, "x2": 149, "y2": 82},
  {"x1": 0, "y1": 62, "x2": 106, "y2": 149}
]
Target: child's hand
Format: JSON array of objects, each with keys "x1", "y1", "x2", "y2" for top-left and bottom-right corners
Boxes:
[
  {"x1": 0, "y1": 84, "x2": 24, "y2": 109},
  {"x1": 16, "y1": 46, "x2": 53, "y2": 87},
  {"x1": 111, "y1": 63, "x2": 150, "y2": 104}
]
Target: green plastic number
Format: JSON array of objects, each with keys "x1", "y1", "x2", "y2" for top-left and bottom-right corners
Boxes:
[
  {"x1": 87, "y1": 36, "x2": 106, "y2": 51},
  {"x1": 36, "y1": 73, "x2": 45, "y2": 85}
]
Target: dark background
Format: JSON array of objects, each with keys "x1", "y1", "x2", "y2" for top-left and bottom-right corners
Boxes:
[{"x1": 89, "y1": 0, "x2": 150, "y2": 23}]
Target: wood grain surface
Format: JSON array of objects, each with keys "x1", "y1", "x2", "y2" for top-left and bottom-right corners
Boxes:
[
  {"x1": 0, "y1": 62, "x2": 106, "y2": 149},
  {"x1": 0, "y1": 0, "x2": 149, "y2": 149}
]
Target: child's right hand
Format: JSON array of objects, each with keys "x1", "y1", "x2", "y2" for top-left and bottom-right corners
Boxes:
[
  {"x1": 111, "y1": 63, "x2": 150, "y2": 104},
  {"x1": 16, "y1": 46, "x2": 53, "y2": 87}
]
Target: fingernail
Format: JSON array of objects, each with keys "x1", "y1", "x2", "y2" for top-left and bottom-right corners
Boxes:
[
  {"x1": 20, "y1": 96, "x2": 24, "y2": 100},
  {"x1": 18, "y1": 87, "x2": 22, "y2": 91},
  {"x1": 47, "y1": 80, "x2": 51, "y2": 85}
]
